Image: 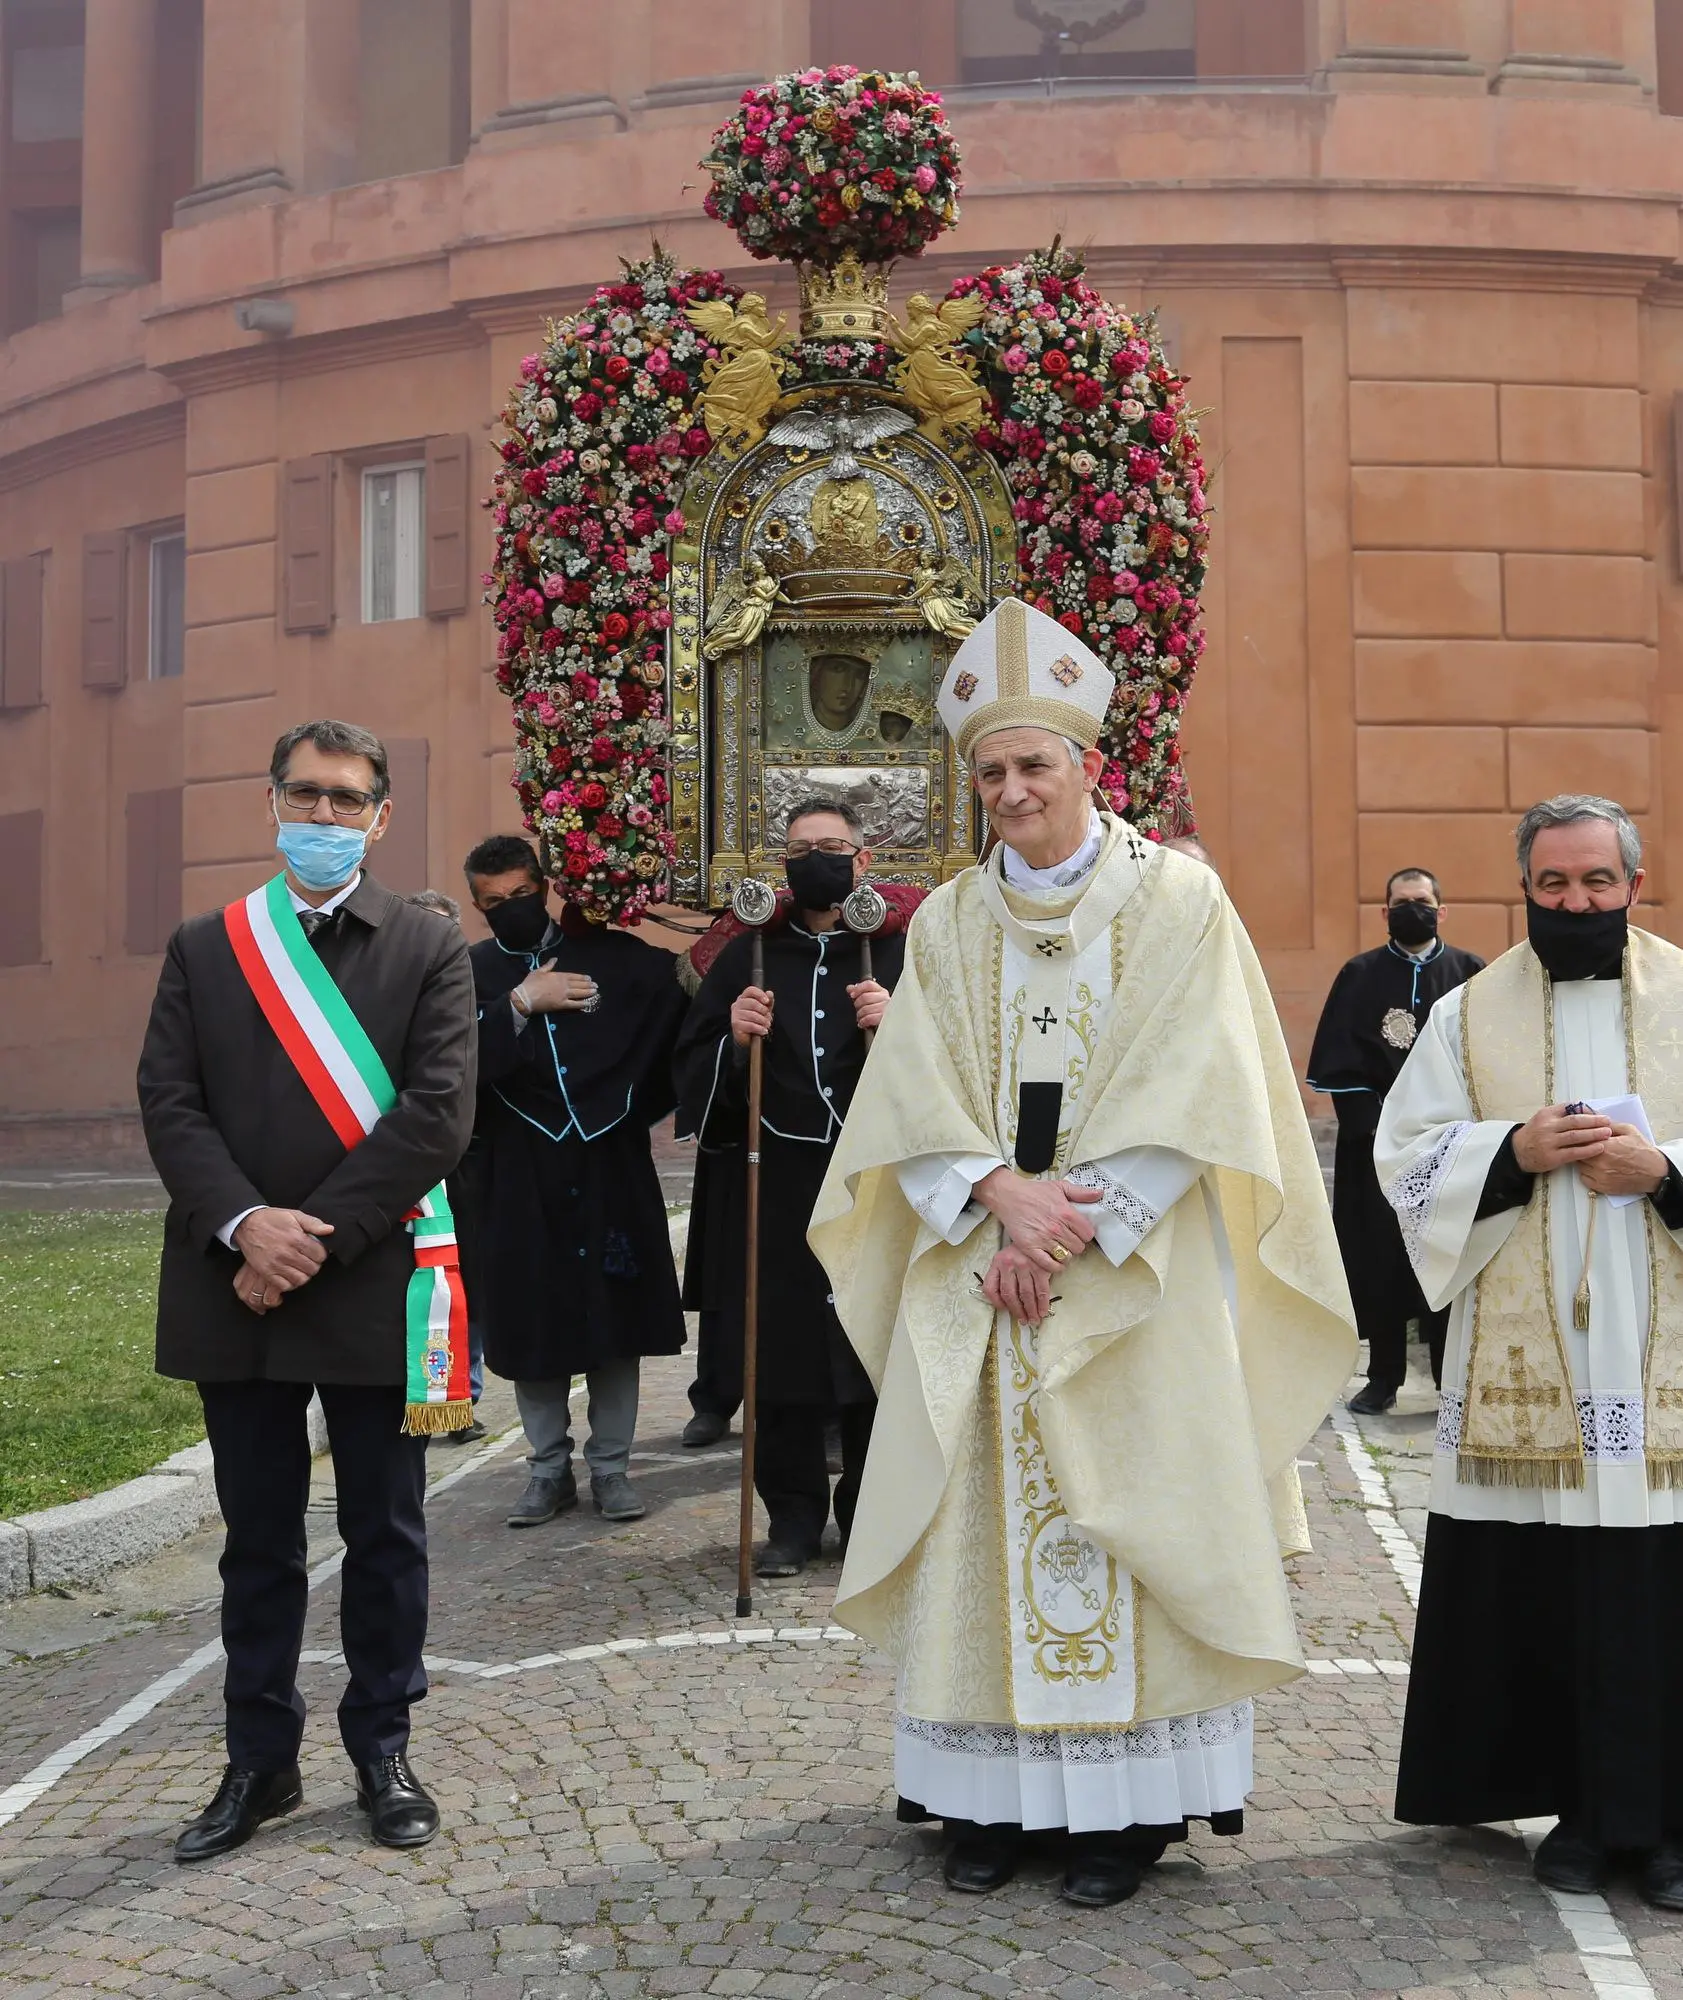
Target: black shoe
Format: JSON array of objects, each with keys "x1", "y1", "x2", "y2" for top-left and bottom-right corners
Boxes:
[
  {"x1": 506, "y1": 1469, "x2": 577, "y2": 1527},
  {"x1": 1639, "y1": 1843, "x2": 1683, "y2": 1911},
  {"x1": 1533, "y1": 1821, "x2": 1610, "y2": 1894},
  {"x1": 753, "y1": 1541, "x2": 811, "y2": 1578},
  {"x1": 354, "y1": 1752, "x2": 439, "y2": 1849},
  {"x1": 1063, "y1": 1834, "x2": 1147, "y2": 1907},
  {"x1": 944, "y1": 1823, "x2": 1022, "y2": 1894},
  {"x1": 433, "y1": 1416, "x2": 487, "y2": 1446},
  {"x1": 1347, "y1": 1383, "x2": 1398, "y2": 1416},
  {"x1": 174, "y1": 1763, "x2": 302, "y2": 1863},
  {"x1": 682, "y1": 1411, "x2": 729, "y2": 1447}
]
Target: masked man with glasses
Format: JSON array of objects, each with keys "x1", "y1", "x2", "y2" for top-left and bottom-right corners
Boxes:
[
  {"x1": 138, "y1": 720, "x2": 476, "y2": 1864},
  {"x1": 1308, "y1": 869, "x2": 1485, "y2": 1412},
  {"x1": 673, "y1": 796, "x2": 907, "y2": 1577}
]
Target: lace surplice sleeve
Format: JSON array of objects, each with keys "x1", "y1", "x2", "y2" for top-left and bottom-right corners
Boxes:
[{"x1": 1373, "y1": 994, "x2": 1525, "y2": 1311}]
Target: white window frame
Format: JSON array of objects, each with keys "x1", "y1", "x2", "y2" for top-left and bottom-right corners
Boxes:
[
  {"x1": 148, "y1": 531, "x2": 186, "y2": 680},
  {"x1": 361, "y1": 460, "x2": 426, "y2": 624}
]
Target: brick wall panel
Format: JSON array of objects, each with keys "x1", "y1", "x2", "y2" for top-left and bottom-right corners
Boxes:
[
  {"x1": 1347, "y1": 287, "x2": 1638, "y2": 385},
  {"x1": 1358, "y1": 811, "x2": 1519, "y2": 900},
  {"x1": 1507, "y1": 726, "x2": 1653, "y2": 811},
  {"x1": 1348, "y1": 381, "x2": 1497, "y2": 464},
  {"x1": 186, "y1": 464, "x2": 277, "y2": 554},
  {"x1": 183, "y1": 616, "x2": 277, "y2": 700},
  {"x1": 186, "y1": 543, "x2": 276, "y2": 626},
  {"x1": 1355, "y1": 639, "x2": 1654, "y2": 725},
  {"x1": 183, "y1": 696, "x2": 282, "y2": 783},
  {"x1": 1499, "y1": 385, "x2": 1643, "y2": 469},
  {"x1": 182, "y1": 776, "x2": 274, "y2": 869},
  {"x1": 1353, "y1": 551, "x2": 1502, "y2": 637},
  {"x1": 1503, "y1": 553, "x2": 1652, "y2": 641},
  {"x1": 1351, "y1": 465, "x2": 1645, "y2": 554},
  {"x1": 1356, "y1": 725, "x2": 1507, "y2": 811}
]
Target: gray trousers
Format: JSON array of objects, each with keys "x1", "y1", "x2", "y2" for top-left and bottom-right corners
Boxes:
[{"x1": 515, "y1": 1359, "x2": 639, "y2": 1482}]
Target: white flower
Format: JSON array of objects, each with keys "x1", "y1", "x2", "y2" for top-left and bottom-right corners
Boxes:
[{"x1": 1070, "y1": 451, "x2": 1097, "y2": 478}]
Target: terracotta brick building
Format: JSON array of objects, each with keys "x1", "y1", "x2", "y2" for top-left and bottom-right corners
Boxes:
[{"x1": 3, "y1": 0, "x2": 1683, "y2": 1136}]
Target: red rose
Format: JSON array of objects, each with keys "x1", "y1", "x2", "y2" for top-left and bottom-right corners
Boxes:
[
  {"x1": 1058, "y1": 611, "x2": 1084, "y2": 635},
  {"x1": 1041, "y1": 351, "x2": 1070, "y2": 377},
  {"x1": 581, "y1": 781, "x2": 608, "y2": 808},
  {"x1": 601, "y1": 612, "x2": 630, "y2": 641},
  {"x1": 681, "y1": 427, "x2": 712, "y2": 457},
  {"x1": 605, "y1": 355, "x2": 632, "y2": 382},
  {"x1": 1149, "y1": 410, "x2": 1176, "y2": 443},
  {"x1": 564, "y1": 852, "x2": 590, "y2": 878}
]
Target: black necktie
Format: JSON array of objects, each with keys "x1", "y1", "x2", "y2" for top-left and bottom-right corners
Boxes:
[{"x1": 298, "y1": 909, "x2": 338, "y2": 946}]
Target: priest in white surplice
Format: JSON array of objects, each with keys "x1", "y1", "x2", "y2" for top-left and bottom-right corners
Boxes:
[
  {"x1": 1377, "y1": 793, "x2": 1683, "y2": 1912},
  {"x1": 808, "y1": 600, "x2": 1355, "y2": 1908}
]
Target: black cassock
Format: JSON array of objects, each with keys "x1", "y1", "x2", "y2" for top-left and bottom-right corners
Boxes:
[
  {"x1": 469, "y1": 923, "x2": 687, "y2": 1383},
  {"x1": 674, "y1": 920, "x2": 907, "y2": 1408},
  {"x1": 1307, "y1": 937, "x2": 1484, "y2": 1390}
]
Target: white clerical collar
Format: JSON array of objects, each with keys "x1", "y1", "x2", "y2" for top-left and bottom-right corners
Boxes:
[
  {"x1": 1001, "y1": 810, "x2": 1104, "y2": 894},
  {"x1": 286, "y1": 871, "x2": 362, "y2": 918}
]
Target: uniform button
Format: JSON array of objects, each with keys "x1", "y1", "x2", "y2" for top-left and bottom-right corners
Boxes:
[
  {"x1": 815, "y1": 1009, "x2": 825, "y2": 1019},
  {"x1": 823, "y1": 1086, "x2": 834, "y2": 1098},
  {"x1": 558, "y1": 1066, "x2": 568, "y2": 1076},
  {"x1": 577, "y1": 1247, "x2": 586, "y2": 1258},
  {"x1": 814, "y1": 1047, "x2": 825, "y2": 1057},
  {"x1": 817, "y1": 967, "x2": 828, "y2": 977}
]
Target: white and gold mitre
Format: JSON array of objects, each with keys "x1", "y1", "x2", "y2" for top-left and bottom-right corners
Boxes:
[{"x1": 935, "y1": 598, "x2": 1115, "y2": 762}]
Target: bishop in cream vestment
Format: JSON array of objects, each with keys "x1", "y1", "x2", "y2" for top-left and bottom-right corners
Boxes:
[{"x1": 808, "y1": 601, "x2": 1355, "y2": 1891}]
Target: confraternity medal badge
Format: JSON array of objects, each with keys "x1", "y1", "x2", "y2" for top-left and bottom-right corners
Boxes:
[
  {"x1": 487, "y1": 63, "x2": 1211, "y2": 923},
  {"x1": 1381, "y1": 1006, "x2": 1419, "y2": 1051}
]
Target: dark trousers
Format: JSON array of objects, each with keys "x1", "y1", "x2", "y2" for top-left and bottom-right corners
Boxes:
[
  {"x1": 688, "y1": 1307, "x2": 742, "y2": 1422},
  {"x1": 199, "y1": 1379, "x2": 429, "y2": 1770},
  {"x1": 755, "y1": 1401, "x2": 874, "y2": 1554},
  {"x1": 1368, "y1": 1306, "x2": 1449, "y2": 1395}
]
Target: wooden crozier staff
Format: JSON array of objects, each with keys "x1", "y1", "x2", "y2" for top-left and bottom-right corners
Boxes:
[
  {"x1": 730, "y1": 875, "x2": 778, "y2": 1616},
  {"x1": 841, "y1": 881, "x2": 889, "y2": 1049}
]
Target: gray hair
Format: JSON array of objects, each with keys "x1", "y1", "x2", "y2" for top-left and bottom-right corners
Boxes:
[
  {"x1": 270, "y1": 719, "x2": 390, "y2": 801},
  {"x1": 1516, "y1": 794, "x2": 1641, "y2": 882},
  {"x1": 783, "y1": 793, "x2": 865, "y2": 839},
  {"x1": 408, "y1": 889, "x2": 461, "y2": 922}
]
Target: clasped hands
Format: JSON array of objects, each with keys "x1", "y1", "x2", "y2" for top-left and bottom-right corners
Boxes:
[
  {"x1": 973, "y1": 1168, "x2": 1104, "y2": 1328},
  {"x1": 231, "y1": 1206, "x2": 334, "y2": 1316},
  {"x1": 1511, "y1": 1105, "x2": 1669, "y2": 1198},
  {"x1": 728, "y1": 980, "x2": 890, "y2": 1047}
]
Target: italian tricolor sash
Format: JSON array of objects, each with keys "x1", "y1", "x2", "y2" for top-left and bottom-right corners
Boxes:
[{"x1": 224, "y1": 874, "x2": 472, "y2": 1435}]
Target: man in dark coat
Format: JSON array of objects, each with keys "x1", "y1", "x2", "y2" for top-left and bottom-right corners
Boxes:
[
  {"x1": 464, "y1": 835, "x2": 688, "y2": 1528},
  {"x1": 674, "y1": 796, "x2": 910, "y2": 1579},
  {"x1": 1307, "y1": 866, "x2": 1484, "y2": 1412},
  {"x1": 138, "y1": 720, "x2": 476, "y2": 1864}
]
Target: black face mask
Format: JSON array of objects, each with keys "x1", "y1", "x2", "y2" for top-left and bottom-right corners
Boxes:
[
  {"x1": 1525, "y1": 895, "x2": 1630, "y2": 982},
  {"x1": 1387, "y1": 900, "x2": 1440, "y2": 949},
  {"x1": 484, "y1": 890, "x2": 550, "y2": 954},
  {"x1": 785, "y1": 850, "x2": 856, "y2": 913}
]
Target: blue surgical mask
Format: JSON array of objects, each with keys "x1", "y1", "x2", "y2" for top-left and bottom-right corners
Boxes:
[{"x1": 275, "y1": 822, "x2": 369, "y2": 892}]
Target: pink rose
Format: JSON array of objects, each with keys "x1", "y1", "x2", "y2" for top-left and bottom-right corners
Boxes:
[
  {"x1": 541, "y1": 790, "x2": 565, "y2": 814},
  {"x1": 912, "y1": 164, "x2": 937, "y2": 193}
]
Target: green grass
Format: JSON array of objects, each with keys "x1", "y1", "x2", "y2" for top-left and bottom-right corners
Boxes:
[{"x1": 0, "y1": 1210, "x2": 202, "y2": 1517}]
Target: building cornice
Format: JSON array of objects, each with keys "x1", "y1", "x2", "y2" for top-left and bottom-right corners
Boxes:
[{"x1": 0, "y1": 396, "x2": 184, "y2": 496}]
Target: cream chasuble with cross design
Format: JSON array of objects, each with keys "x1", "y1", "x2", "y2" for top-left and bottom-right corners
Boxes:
[
  {"x1": 809, "y1": 818, "x2": 1356, "y2": 1831},
  {"x1": 1376, "y1": 931, "x2": 1683, "y2": 1529}
]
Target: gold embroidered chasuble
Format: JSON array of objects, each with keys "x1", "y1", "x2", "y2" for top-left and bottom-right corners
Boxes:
[{"x1": 808, "y1": 820, "x2": 1356, "y2": 1735}]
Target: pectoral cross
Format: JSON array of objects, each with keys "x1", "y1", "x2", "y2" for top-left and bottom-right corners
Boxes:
[
  {"x1": 1031, "y1": 1006, "x2": 1059, "y2": 1036},
  {"x1": 1477, "y1": 1344, "x2": 1562, "y2": 1449},
  {"x1": 1035, "y1": 938, "x2": 1064, "y2": 957}
]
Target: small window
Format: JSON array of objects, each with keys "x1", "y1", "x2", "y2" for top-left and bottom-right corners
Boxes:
[
  {"x1": 148, "y1": 533, "x2": 185, "y2": 679},
  {"x1": 362, "y1": 463, "x2": 425, "y2": 623}
]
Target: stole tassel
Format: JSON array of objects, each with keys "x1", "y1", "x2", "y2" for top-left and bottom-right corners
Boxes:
[{"x1": 1573, "y1": 1191, "x2": 1599, "y2": 1333}]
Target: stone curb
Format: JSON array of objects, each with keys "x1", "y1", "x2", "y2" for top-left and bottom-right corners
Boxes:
[{"x1": 0, "y1": 1211, "x2": 694, "y2": 1601}]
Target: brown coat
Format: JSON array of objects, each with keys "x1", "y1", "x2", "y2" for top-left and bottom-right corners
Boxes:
[{"x1": 138, "y1": 873, "x2": 477, "y2": 1385}]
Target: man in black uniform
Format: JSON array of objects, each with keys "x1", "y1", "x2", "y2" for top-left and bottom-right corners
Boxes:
[
  {"x1": 463, "y1": 835, "x2": 688, "y2": 1527},
  {"x1": 138, "y1": 720, "x2": 476, "y2": 1861},
  {"x1": 675, "y1": 797, "x2": 906, "y2": 1578},
  {"x1": 1308, "y1": 867, "x2": 1484, "y2": 1412}
]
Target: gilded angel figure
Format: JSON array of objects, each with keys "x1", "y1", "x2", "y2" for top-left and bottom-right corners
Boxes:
[
  {"x1": 687, "y1": 295, "x2": 795, "y2": 449},
  {"x1": 910, "y1": 555, "x2": 982, "y2": 640},
  {"x1": 888, "y1": 294, "x2": 986, "y2": 442},
  {"x1": 702, "y1": 560, "x2": 783, "y2": 660}
]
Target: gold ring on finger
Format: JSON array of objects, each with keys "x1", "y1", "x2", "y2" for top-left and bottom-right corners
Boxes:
[{"x1": 1050, "y1": 1243, "x2": 1071, "y2": 1263}]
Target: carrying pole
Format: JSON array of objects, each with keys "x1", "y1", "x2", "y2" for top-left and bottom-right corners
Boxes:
[
  {"x1": 730, "y1": 879, "x2": 778, "y2": 1618},
  {"x1": 841, "y1": 881, "x2": 890, "y2": 1051}
]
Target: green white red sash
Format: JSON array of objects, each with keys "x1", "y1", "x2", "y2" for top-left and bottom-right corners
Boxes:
[{"x1": 224, "y1": 873, "x2": 471, "y2": 1435}]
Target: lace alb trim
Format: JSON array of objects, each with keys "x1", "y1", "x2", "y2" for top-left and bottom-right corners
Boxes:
[
  {"x1": 1064, "y1": 1163, "x2": 1161, "y2": 1244},
  {"x1": 908, "y1": 1168, "x2": 962, "y2": 1230},
  {"x1": 896, "y1": 1701, "x2": 1252, "y2": 1765},
  {"x1": 1436, "y1": 1387, "x2": 1645, "y2": 1462},
  {"x1": 1384, "y1": 1121, "x2": 1473, "y2": 1270}
]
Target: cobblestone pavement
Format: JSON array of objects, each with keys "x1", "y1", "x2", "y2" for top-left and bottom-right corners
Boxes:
[{"x1": 1, "y1": 1333, "x2": 1674, "y2": 1998}]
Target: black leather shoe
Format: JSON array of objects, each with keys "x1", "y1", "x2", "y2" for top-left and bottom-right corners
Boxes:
[
  {"x1": 1347, "y1": 1384, "x2": 1398, "y2": 1416},
  {"x1": 1639, "y1": 1843, "x2": 1683, "y2": 1910},
  {"x1": 682, "y1": 1411, "x2": 729, "y2": 1447},
  {"x1": 944, "y1": 1823, "x2": 1022, "y2": 1894},
  {"x1": 354, "y1": 1752, "x2": 439, "y2": 1849},
  {"x1": 753, "y1": 1541, "x2": 811, "y2": 1578},
  {"x1": 1533, "y1": 1821, "x2": 1610, "y2": 1894},
  {"x1": 174, "y1": 1763, "x2": 302, "y2": 1863},
  {"x1": 506, "y1": 1469, "x2": 577, "y2": 1527},
  {"x1": 1063, "y1": 1834, "x2": 1146, "y2": 1907}
]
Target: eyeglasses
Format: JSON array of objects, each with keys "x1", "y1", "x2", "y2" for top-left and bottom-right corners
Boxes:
[
  {"x1": 784, "y1": 838, "x2": 861, "y2": 859},
  {"x1": 276, "y1": 781, "x2": 380, "y2": 819}
]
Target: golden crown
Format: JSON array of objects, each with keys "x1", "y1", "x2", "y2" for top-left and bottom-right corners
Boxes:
[{"x1": 799, "y1": 249, "x2": 893, "y2": 341}]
